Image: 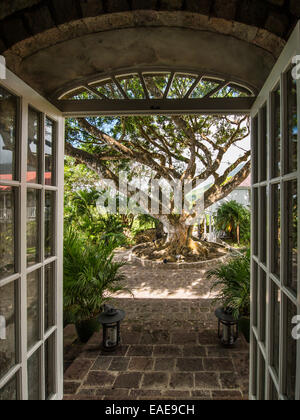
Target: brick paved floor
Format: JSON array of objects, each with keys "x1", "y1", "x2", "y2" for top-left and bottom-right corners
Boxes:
[{"x1": 64, "y1": 251, "x2": 249, "y2": 400}]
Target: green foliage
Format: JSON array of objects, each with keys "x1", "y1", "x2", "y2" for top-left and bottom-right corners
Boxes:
[
  {"x1": 64, "y1": 156, "x2": 99, "y2": 195},
  {"x1": 207, "y1": 250, "x2": 251, "y2": 319},
  {"x1": 0, "y1": 221, "x2": 14, "y2": 278},
  {"x1": 133, "y1": 214, "x2": 159, "y2": 232},
  {"x1": 64, "y1": 229, "x2": 131, "y2": 323},
  {"x1": 214, "y1": 200, "x2": 250, "y2": 244},
  {"x1": 64, "y1": 158, "x2": 128, "y2": 246}
]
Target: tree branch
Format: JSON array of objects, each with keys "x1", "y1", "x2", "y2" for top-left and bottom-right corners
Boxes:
[{"x1": 204, "y1": 160, "x2": 251, "y2": 209}]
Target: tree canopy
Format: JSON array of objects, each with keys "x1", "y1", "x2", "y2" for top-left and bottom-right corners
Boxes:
[
  {"x1": 64, "y1": 76, "x2": 251, "y2": 254},
  {"x1": 66, "y1": 113, "x2": 250, "y2": 211}
]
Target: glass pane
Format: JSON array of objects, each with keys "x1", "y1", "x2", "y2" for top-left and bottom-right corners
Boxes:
[
  {"x1": 27, "y1": 108, "x2": 40, "y2": 184},
  {"x1": 62, "y1": 87, "x2": 85, "y2": 100},
  {"x1": 45, "y1": 334, "x2": 56, "y2": 399},
  {"x1": 27, "y1": 189, "x2": 39, "y2": 267},
  {"x1": 285, "y1": 180, "x2": 297, "y2": 294},
  {"x1": 286, "y1": 68, "x2": 297, "y2": 174},
  {"x1": 167, "y1": 74, "x2": 197, "y2": 99},
  {"x1": 45, "y1": 263, "x2": 55, "y2": 332},
  {"x1": 260, "y1": 105, "x2": 267, "y2": 182},
  {"x1": 45, "y1": 118, "x2": 56, "y2": 186},
  {"x1": 271, "y1": 283, "x2": 280, "y2": 377},
  {"x1": 272, "y1": 84, "x2": 281, "y2": 178},
  {"x1": 71, "y1": 90, "x2": 98, "y2": 100},
  {"x1": 258, "y1": 352, "x2": 266, "y2": 400},
  {"x1": 94, "y1": 80, "x2": 124, "y2": 99},
  {"x1": 252, "y1": 262, "x2": 258, "y2": 328},
  {"x1": 116, "y1": 75, "x2": 146, "y2": 99},
  {"x1": 259, "y1": 269, "x2": 267, "y2": 344},
  {"x1": 211, "y1": 84, "x2": 249, "y2": 98},
  {"x1": 28, "y1": 350, "x2": 40, "y2": 400},
  {"x1": 285, "y1": 299, "x2": 297, "y2": 400},
  {"x1": 226, "y1": 83, "x2": 253, "y2": 97},
  {"x1": 143, "y1": 73, "x2": 170, "y2": 99},
  {"x1": 259, "y1": 187, "x2": 267, "y2": 264},
  {"x1": 45, "y1": 191, "x2": 55, "y2": 259},
  {"x1": 27, "y1": 271, "x2": 40, "y2": 350},
  {"x1": 0, "y1": 281, "x2": 16, "y2": 379},
  {"x1": 270, "y1": 378, "x2": 279, "y2": 400},
  {"x1": 191, "y1": 78, "x2": 220, "y2": 98},
  {"x1": 0, "y1": 87, "x2": 18, "y2": 181},
  {"x1": 271, "y1": 184, "x2": 281, "y2": 278},
  {"x1": 253, "y1": 188, "x2": 259, "y2": 255},
  {"x1": 0, "y1": 375, "x2": 17, "y2": 401},
  {"x1": 252, "y1": 115, "x2": 259, "y2": 184},
  {"x1": 252, "y1": 337, "x2": 258, "y2": 397},
  {"x1": 0, "y1": 186, "x2": 15, "y2": 280}
]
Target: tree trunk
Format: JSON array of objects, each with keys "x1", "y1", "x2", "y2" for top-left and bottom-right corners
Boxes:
[
  {"x1": 155, "y1": 221, "x2": 165, "y2": 240},
  {"x1": 164, "y1": 217, "x2": 208, "y2": 258}
]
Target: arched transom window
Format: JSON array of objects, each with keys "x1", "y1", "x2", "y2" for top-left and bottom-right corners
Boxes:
[
  {"x1": 59, "y1": 71, "x2": 255, "y2": 101},
  {"x1": 55, "y1": 70, "x2": 257, "y2": 116}
]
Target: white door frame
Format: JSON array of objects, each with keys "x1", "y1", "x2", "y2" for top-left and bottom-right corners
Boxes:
[
  {"x1": 250, "y1": 22, "x2": 300, "y2": 401},
  {"x1": 0, "y1": 69, "x2": 64, "y2": 400}
]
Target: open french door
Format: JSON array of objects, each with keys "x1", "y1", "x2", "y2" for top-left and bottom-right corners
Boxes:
[
  {"x1": 0, "y1": 69, "x2": 64, "y2": 400},
  {"x1": 250, "y1": 22, "x2": 300, "y2": 400}
]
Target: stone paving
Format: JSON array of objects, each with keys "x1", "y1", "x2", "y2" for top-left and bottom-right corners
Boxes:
[{"x1": 64, "y1": 251, "x2": 249, "y2": 400}]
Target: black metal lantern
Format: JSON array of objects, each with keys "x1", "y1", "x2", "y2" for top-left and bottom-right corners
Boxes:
[
  {"x1": 215, "y1": 307, "x2": 239, "y2": 348},
  {"x1": 98, "y1": 305, "x2": 125, "y2": 352}
]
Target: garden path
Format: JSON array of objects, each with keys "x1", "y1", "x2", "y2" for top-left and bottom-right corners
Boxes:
[{"x1": 64, "y1": 250, "x2": 249, "y2": 400}]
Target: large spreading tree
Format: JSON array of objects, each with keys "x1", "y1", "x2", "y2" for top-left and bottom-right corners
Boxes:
[
  {"x1": 65, "y1": 110, "x2": 250, "y2": 256},
  {"x1": 65, "y1": 63, "x2": 250, "y2": 257}
]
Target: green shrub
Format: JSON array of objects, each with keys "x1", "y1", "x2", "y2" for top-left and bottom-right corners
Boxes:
[
  {"x1": 63, "y1": 229, "x2": 131, "y2": 323},
  {"x1": 207, "y1": 250, "x2": 250, "y2": 320}
]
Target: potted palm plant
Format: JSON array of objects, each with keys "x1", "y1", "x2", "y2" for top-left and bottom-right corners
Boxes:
[
  {"x1": 64, "y1": 229, "x2": 130, "y2": 343},
  {"x1": 207, "y1": 250, "x2": 251, "y2": 342}
]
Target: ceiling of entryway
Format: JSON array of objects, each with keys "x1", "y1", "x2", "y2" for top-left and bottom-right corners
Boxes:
[{"x1": 0, "y1": 1, "x2": 299, "y2": 102}]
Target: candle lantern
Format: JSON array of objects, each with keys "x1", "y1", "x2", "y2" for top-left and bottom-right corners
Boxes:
[
  {"x1": 215, "y1": 307, "x2": 239, "y2": 348},
  {"x1": 98, "y1": 305, "x2": 125, "y2": 352}
]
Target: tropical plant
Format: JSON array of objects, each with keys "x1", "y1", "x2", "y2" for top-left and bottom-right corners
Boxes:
[
  {"x1": 214, "y1": 200, "x2": 250, "y2": 245},
  {"x1": 64, "y1": 169, "x2": 128, "y2": 245},
  {"x1": 71, "y1": 189, "x2": 101, "y2": 217},
  {"x1": 63, "y1": 229, "x2": 130, "y2": 323},
  {"x1": 207, "y1": 250, "x2": 250, "y2": 320}
]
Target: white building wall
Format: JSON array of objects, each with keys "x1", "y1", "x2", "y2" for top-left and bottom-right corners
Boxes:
[{"x1": 206, "y1": 187, "x2": 251, "y2": 215}]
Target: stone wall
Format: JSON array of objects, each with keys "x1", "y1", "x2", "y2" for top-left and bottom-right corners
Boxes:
[{"x1": 0, "y1": 0, "x2": 299, "y2": 52}]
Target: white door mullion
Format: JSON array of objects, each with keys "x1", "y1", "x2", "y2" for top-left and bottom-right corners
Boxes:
[
  {"x1": 19, "y1": 97, "x2": 28, "y2": 400},
  {"x1": 295, "y1": 61, "x2": 300, "y2": 402},
  {"x1": 40, "y1": 113, "x2": 46, "y2": 401},
  {"x1": 249, "y1": 114, "x2": 258, "y2": 399},
  {"x1": 266, "y1": 92, "x2": 272, "y2": 400},
  {"x1": 278, "y1": 72, "x2": 286, "y2": 399},
  {"x1": 55, "y1": 117, "x2": 65, "y2": 400}
]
